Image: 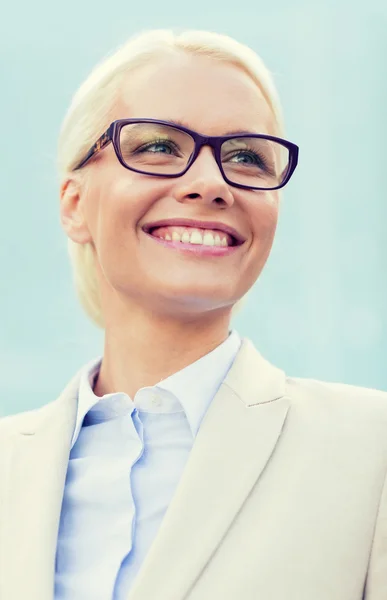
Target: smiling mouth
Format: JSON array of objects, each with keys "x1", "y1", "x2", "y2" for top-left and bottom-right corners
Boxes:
[{"x1": 144, "y1": 226, "x2": 242, "y2": 248}]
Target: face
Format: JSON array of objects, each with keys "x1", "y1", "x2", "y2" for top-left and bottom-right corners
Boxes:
[{"x1": 61, "y1": 53, "x2": 280, "y2": 319}]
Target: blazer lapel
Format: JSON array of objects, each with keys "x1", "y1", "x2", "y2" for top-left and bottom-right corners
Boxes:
[
  {"x1": 128, "y1": 338, "x2": 290, "y2": 600},
  {"x1": 0, "y1": 374, "x2": 80, "y2": 600}
]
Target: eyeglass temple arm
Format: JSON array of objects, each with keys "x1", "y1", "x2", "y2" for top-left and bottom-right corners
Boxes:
[{"x1": 73, "y1": 128, "x2": 113, "y2": 170}]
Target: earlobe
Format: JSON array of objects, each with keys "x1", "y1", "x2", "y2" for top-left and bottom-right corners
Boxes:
[{"x1": 60, "y1": 178, "x2": 92, "y2": 244}]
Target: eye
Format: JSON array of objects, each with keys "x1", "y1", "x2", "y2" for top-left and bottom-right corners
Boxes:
[
  {"x1": 223, "y1": 146, "x2": 277, "y2": 177},
  {"x1": 229, "y1": 150, "x2": 265, "y2": 167},
  {"x1": 137, "y1": 138, "x2": 180, "y2": 155}
]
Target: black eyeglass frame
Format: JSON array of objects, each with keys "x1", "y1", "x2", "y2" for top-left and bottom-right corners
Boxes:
[{"x1": 72, "y1": 118, "x2": 299, "y2": 191}]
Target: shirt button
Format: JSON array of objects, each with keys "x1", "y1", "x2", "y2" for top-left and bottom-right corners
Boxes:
[{"x1": 151, "y1": 395, "x2": 161, "y2": 407}]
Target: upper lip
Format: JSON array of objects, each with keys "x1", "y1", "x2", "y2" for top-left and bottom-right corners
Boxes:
[{"x1": 142, "y1": 218, "x2": 246, "y2": 245}]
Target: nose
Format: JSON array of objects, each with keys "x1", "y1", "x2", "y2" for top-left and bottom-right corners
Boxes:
[{"x1": 172, "y1": 147, "x2": 235, "y2": 208}]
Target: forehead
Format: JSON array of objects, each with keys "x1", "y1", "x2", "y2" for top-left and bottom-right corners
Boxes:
[{"x1": 114, "y1": 53, "x2": 275, "y2": 136}]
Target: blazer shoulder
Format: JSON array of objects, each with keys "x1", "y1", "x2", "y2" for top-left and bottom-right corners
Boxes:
[
  {"x1": 0, "y1": 386, "x2": 72, "y2": 439},
  {"x1": 0, "y1": 402, "x2": 52, "y2": 437},
  {"x1": 0, "y1": 363, "x2": 85, "y2": 439},
  {"x1": 285, "y1": 375, "x2": 387, "y2": 422},
  {"x1": 0, "y1": 407, "x2": 38, "y2": 442}
]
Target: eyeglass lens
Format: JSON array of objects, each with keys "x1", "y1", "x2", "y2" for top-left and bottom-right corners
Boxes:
[{"x1": 118, "y1": 122, "x2": 289, "y2": 188}]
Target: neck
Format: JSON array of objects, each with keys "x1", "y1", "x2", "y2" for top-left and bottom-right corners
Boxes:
[{"x1": 93, "y1": 305, "x2": 232, "y2": 400}]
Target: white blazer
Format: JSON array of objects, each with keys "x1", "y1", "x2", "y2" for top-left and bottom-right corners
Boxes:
[{"x1": 1, "y1": 338, "x2": 387, "y2": 600}]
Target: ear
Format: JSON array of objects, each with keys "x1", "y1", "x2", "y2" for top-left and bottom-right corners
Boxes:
[{"x1": 60, "y1": 177, "x2": 92, "y2": 244}]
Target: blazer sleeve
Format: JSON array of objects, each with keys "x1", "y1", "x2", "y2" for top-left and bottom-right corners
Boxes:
[{"x1": 364, "y1": 466, "x2": 387, "y2": 599}]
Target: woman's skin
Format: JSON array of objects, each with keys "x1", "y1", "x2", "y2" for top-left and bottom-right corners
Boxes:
[{"x1": 60, "y1": 52, "x2": 280, "y2": 399}]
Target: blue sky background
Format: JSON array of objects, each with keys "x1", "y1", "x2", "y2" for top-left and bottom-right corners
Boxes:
[{"x1": 1, "y1": 0, "x2": 386, "y2": 415}]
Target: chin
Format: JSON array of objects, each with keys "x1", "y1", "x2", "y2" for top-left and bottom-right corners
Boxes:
[{"x1": 170, "y1": 296, "x2": 236, "y2": 314}]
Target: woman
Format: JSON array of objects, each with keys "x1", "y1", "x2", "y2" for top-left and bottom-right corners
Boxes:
[{"x1": 0, "y1": 29, "x2": 386, "y2": 600}]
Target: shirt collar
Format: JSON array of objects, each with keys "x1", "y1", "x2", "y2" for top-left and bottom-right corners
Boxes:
[
  {"x1": 72, "y1": 329, "x2": 241, "y2": 446},
  {"x1": 155, "y1": 329, "x2": 241, "y2": 436}
]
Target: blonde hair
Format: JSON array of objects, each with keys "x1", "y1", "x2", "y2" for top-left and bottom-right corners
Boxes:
[{"x1": 58, "y1": 29, "x2": 285, "y2": 328}]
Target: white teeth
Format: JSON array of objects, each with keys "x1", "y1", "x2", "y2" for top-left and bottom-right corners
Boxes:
[
  {"x1": 189, "y1": 231, "x2": 203, "y2": 245},
  {"x1": 202, "y1": 232, "x2": 215, "y2": 246},
  {"x1": 157, "y1": 228, "x2": 231, "y2": 247}
]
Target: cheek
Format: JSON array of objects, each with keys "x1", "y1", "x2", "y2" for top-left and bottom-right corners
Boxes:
[
  {"x1": 85, "y1": 175, "x2": 165, "y2": 241},
  {"x1": 250, "y1": 192, "x2": 279, "y2": 246}
]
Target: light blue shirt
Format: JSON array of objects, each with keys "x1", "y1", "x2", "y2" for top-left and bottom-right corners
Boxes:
[{"x1": 54, "y1": 329, "x2": 242, "y2": 600}]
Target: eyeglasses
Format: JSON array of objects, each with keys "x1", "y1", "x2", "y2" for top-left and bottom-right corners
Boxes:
[{"x1": 73, "y1": 118, "x2": 299, "y2": 191}]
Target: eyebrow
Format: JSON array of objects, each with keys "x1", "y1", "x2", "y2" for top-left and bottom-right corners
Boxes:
[{"x1": 165, "y1": 118, "x2": 261, "y2": 136}]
